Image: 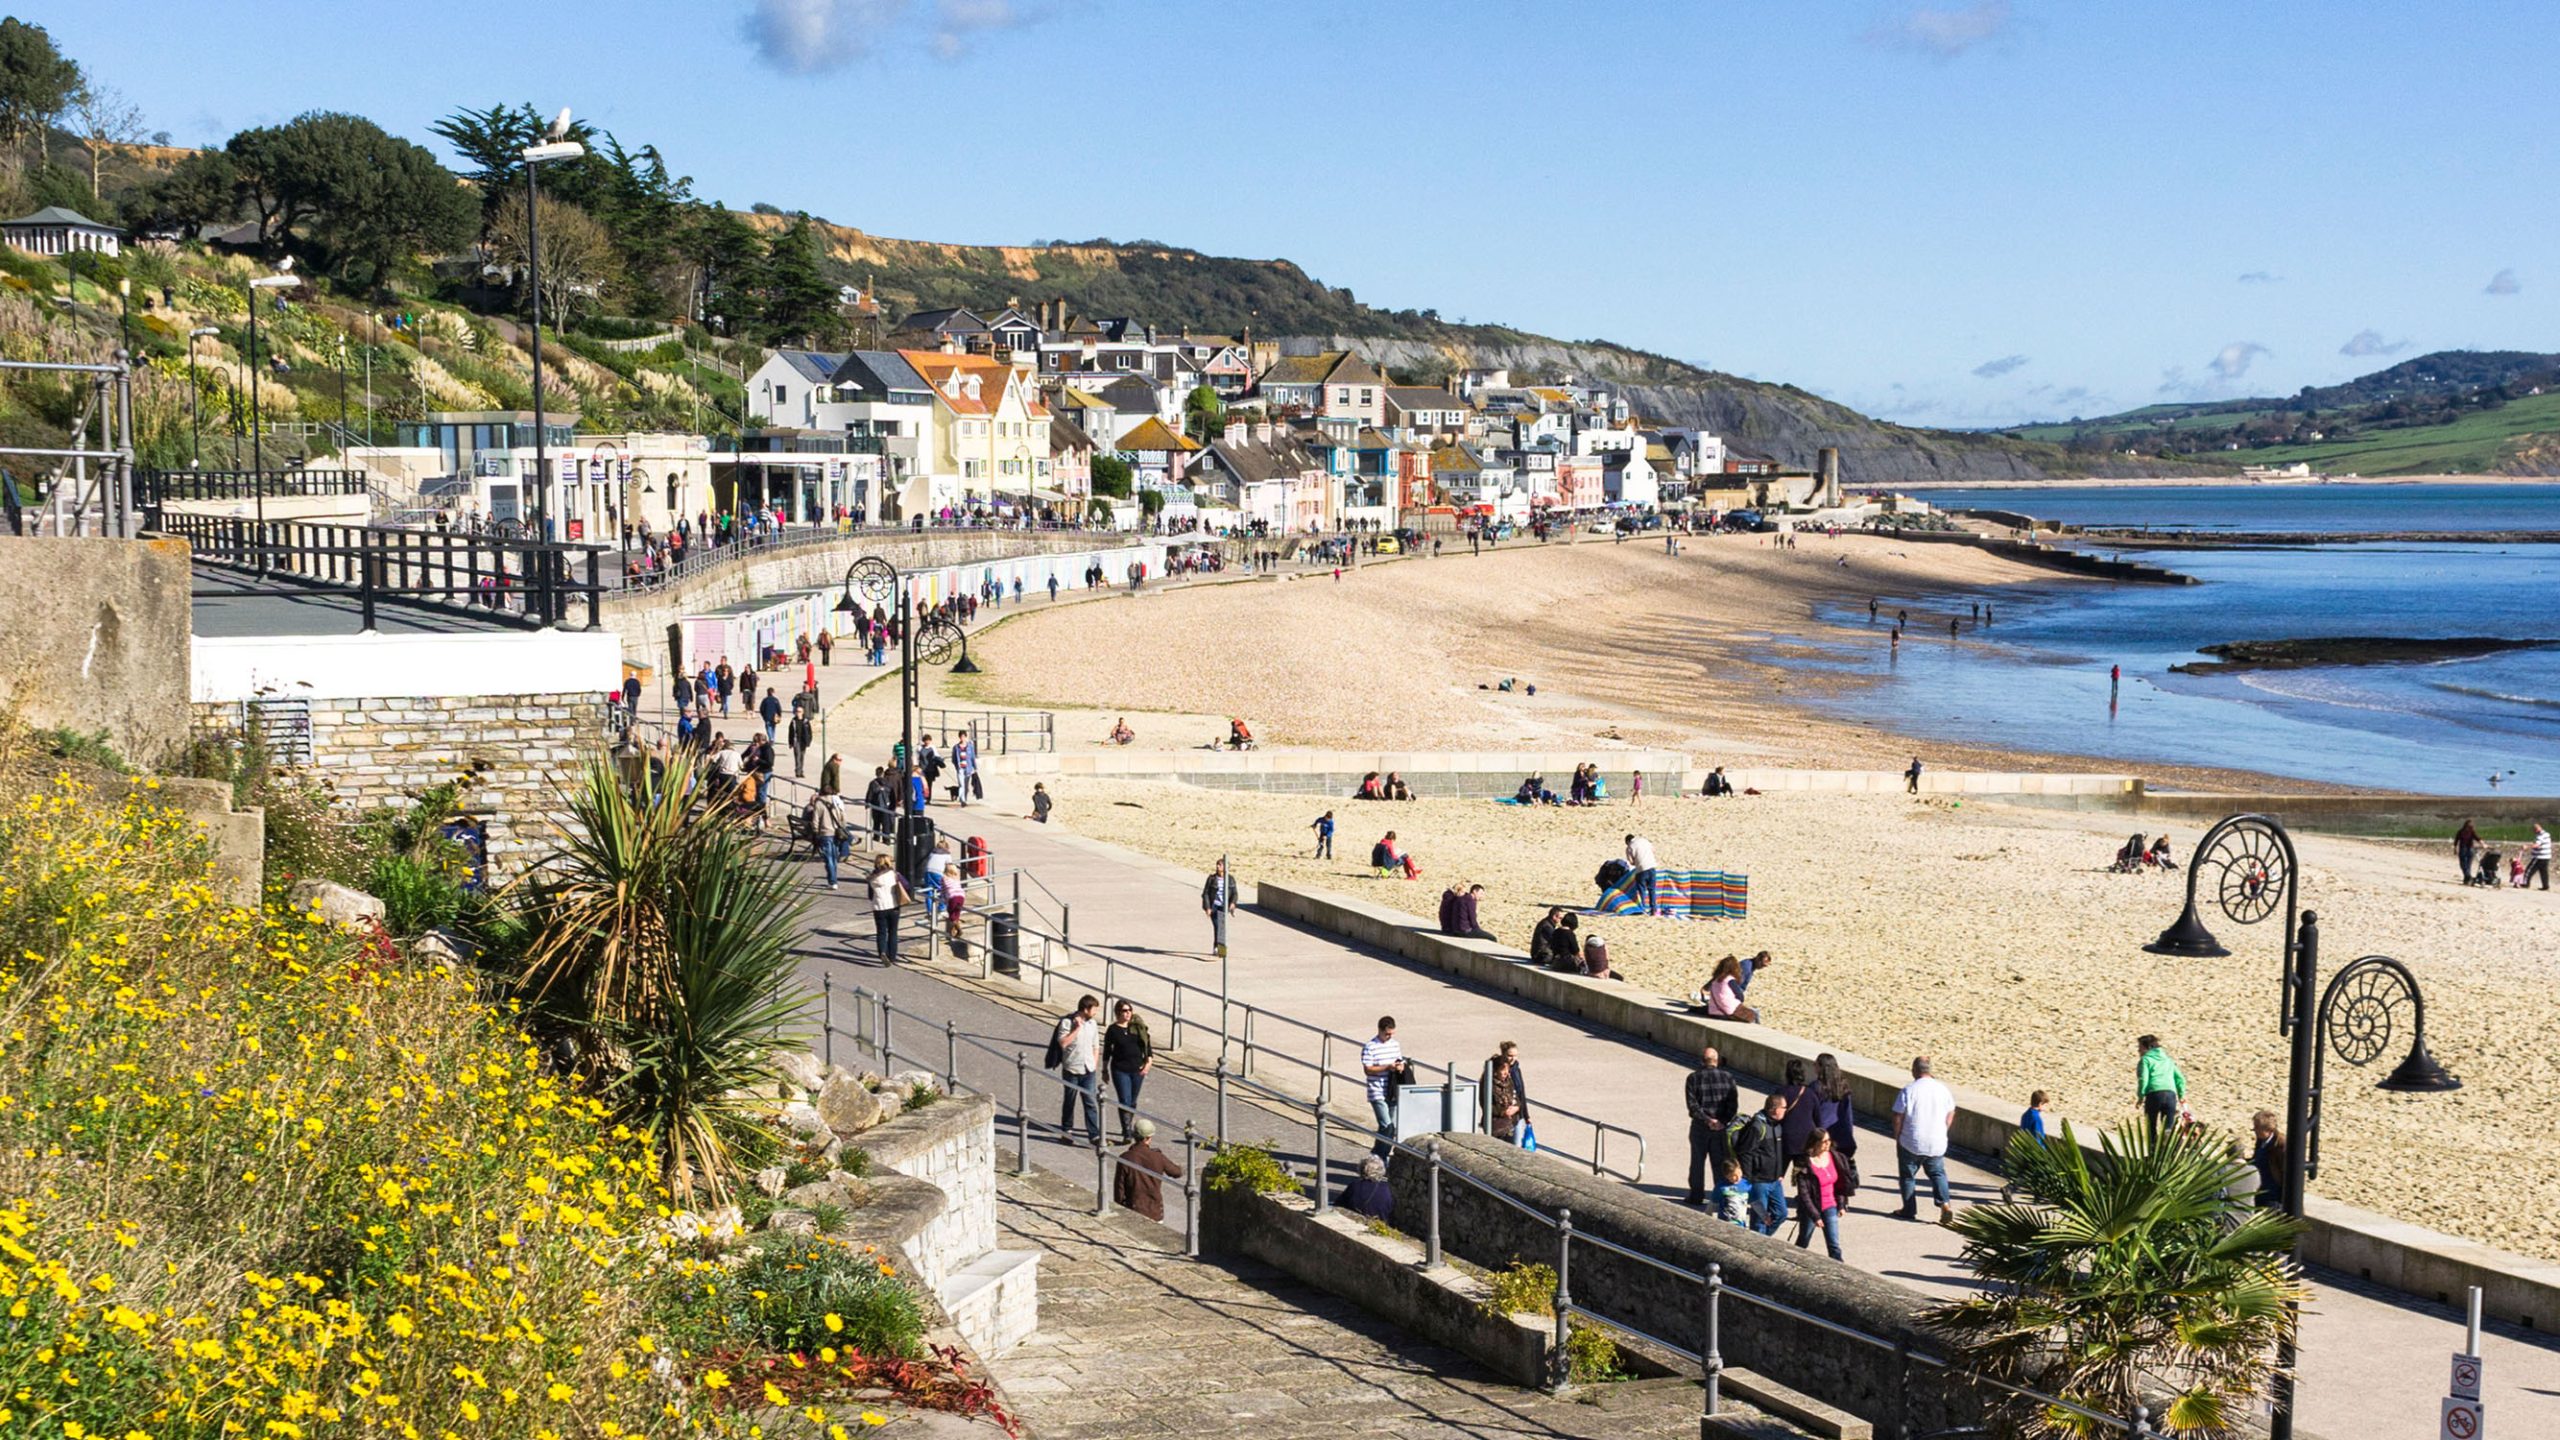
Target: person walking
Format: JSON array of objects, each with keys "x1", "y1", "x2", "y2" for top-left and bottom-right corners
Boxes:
[
  {"x1": 1624, "y1": 832, "x2": 1660, "y2": 915},
  {"x1": 788, "y1": 710, "x2": 814, "y2": 779},
  {"x1": 865, "y1": 855, "x2": 910, "y2": 962},
  {"x1": 2454, "y1": 818, "x2": 2480, "y2": 885},
  {"x1": 1792, "y1": 1130, "x2": 1849, "y2": 1261},
  {"x1": 1683, "y1": 1045, "x2": 1740, "y2": 1206},
  {"x1": 816, "y1": 629, "x2": 833, "y2": 666},
  {"x1": 1893, "y1": 1055, "x2": 1955, "y2": 1224},
  {"x1": 1904, "y1": 756, "x2": 1924, "y2": 794},
  {"x1": 1112, "y1": 1118, "x2": 1183, "y2": 1222},
  {"x1": 2529, "y1": 823, "x2": 2553, "y2": 890},
  {"x1": 758, "y1": 687, "x2": 783, "y2": 743},
  {"x1": 715, "y1": 658, "x2": 736, "y2": 715},
  {"x1": 2136, "y1": 1034, "x2": 2187, "y2": 1127},
  {"x1": 820, "y1": 751, "x2": 843, "y2": 798},
  {"x1": 1202, "y1": 858, "x2": 1238, "y2": 958},
  {"x1": 1486, "y1": 1041, "x2": 1529, "y2": 1144},
  {"x1": 1031, "y1": 782, "x2": 1053, "y2": 823},
  {"x1": 1103, "y1": 1000, "x2": 1153, "y2": 1141},
  {"x1": 1361, "y1": 1017, "x2": 1404, "y2": 1145},
  {"x1": 808, "y1": 787, "x2": 845, "y2": 891},
  {"x1": 1735, "y1": 1093, "x2": 1791, "y2": 1236},
  {"x1": 1054, "y1": 994, "x2": 1104, "y2": 1146}
]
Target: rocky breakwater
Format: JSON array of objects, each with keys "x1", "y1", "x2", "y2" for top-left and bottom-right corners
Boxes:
[{"x1": 2171, "y1": 636, "x2": 2556, "y2": 674}]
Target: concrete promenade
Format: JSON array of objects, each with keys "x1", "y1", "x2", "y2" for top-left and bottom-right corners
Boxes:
[{"x1": 654, "y1": 548, "x2": 2560, "y2": 1440}]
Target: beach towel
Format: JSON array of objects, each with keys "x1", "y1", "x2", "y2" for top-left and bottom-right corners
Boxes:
[{"x1": 1593, "y1": 867, "x2": 1748, "y2": 921}]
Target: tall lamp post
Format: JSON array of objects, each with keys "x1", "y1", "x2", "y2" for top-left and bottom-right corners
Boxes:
[
  {"x1": 186, "y1": 326, "x2": 219, "y2": 466},
  {"x1": 246, "y1": 259, "x2": 302, "y2": 575},
  {"x1": 2144, "y1": 813, "x2": 2460, "y2": 1440},
  {"x1": 835, "y1": 557, "x2": 969, "y2": 885},
  {"x1": 522, "y1": 107, "x2": 586, "y2": 614}
]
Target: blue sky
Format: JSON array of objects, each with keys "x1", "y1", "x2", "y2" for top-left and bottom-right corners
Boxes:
[{"x1": 47, "y1": 1, "x2": 2560, "y2": 427}]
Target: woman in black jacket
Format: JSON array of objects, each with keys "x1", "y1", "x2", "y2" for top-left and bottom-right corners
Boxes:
[{"x1": 1102, "y1": 1001, "x2": 1154, "y2": 1141}]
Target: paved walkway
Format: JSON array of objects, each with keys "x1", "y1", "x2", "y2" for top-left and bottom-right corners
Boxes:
[
  {"x1": 688, "y1": 555, "x2": 2560, "y2": 1440},
  {"x1": 988, "y1": 1162, "x2": 1722, "y2": 1439}
]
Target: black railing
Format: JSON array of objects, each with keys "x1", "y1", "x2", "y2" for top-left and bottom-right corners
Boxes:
[
  {"x1": 160, "y1": 512, "x2": 608, "y2": 631},
  {"x1": 137, "y1": 468, "x2": 372, "y2": 504}
]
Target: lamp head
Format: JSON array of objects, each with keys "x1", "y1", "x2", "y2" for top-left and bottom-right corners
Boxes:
[
  {"x1": 190, "y1": 326, "x2": 218, "y2": 338},
  {"x1": 523, "y1": 140, "x2": 585, "y2": 164},
  {"x1": 2380, "y1": 1038, "x2": 2461, "y2": 1093},
  {"x1": 2144, "y1": 899, "x2": 2230, "y2": 959},
  {"x1": 833, "y1": 591, "x2": 858, "y2": 614}
]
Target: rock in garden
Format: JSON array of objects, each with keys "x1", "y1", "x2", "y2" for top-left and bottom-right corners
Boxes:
[
  {"x1": 817, "y1": 1073, "x2": 883, "y2": 1137},
  {"x1": 779, "y1": 1101, "x2": 826, "y2": 1136},
  {"x1": 288, "y1": 878, "x2": 386, "y2": 928},
  {"x1": 409, "y1": 928, "x2": 472, "y2": 965},
  {"x1": 774, "y1": 1050, "x2": 827, "y2": 1094},
  {"x1": 763, "y1": 1209, "x2": 819, "y2": 1235},
  {"x1": 753, "y1": 1166, "x2": 788, "y2": 1198},
  {"x1": 889, "y1": 1069, "x2": 941, "y2": 1095}
]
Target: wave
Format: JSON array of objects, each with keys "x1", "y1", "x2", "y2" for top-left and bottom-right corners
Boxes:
[{"x1": 2430, "y1": 682, "x2": 2560, "y2": 712}]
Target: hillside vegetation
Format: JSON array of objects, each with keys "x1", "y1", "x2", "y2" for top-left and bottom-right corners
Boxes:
[{"x1": 2001, "y1": 349, "x2": 2560, "y2": 475}]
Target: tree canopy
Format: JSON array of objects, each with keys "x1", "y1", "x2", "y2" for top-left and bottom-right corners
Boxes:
[
  {"x1": 0, "y1": 18, "x2": 80, "y2": 157},
  {"x1": 226, "y1": 112, "x2": 476, "y2": 286}
]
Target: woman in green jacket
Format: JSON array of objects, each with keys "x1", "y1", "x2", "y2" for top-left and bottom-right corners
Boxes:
[{"x1": 2136, "y1": 1034, "x2": 2187, "y2": 1127}]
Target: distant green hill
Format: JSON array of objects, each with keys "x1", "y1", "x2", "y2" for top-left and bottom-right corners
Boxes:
[{"x1": 1999, "y1": 349, "x2": 2560, "y2": 475}]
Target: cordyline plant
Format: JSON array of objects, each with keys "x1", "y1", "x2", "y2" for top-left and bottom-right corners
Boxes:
[
  {"x1": 1927, "y1": 1119, "x2": 2308, "y2": 1440},
  {"x1": 511, "y1": 750, "x2": 808, "y2": 1200}
]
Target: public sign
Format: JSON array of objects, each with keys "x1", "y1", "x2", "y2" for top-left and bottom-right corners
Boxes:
[
  {"x1": 2442, "y1": 1395, "x2": 2483, "y2": 1440},
  {"x1": 2451, "y1": 1352, "x2": 2481, "y2": 1402}
]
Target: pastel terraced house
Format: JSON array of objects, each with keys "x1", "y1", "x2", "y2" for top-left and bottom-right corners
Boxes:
[{"x1": 902, "y1": 350, "x2": 1051, "y2": 511}]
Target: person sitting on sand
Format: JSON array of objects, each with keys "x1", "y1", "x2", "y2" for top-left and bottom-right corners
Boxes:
[
  {"x1": 1108, "y1": 717, "x2": 1135, "y2": 746},
  {"x1": 1386, "y1": 771, "x2": 1413, "y2": 801},
  {"x1": 2147, "y1": 835, "x2": 2178, "y2": 870},
  {"x1": 1372, "y1": 831, "x2": 1419, "y2": 879},
  {"x1": 1702, "y1": 767, "x2": 1733, "y2": 797},
  {"x1": 1356, "y1": 771, "x2": 1385, "y2": 800},
  {"x1": 1701, "y1": 955, "x2": 1760, "y2": 1024}
]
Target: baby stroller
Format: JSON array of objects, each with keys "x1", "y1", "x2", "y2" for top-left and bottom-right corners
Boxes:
[
  {"x1": 2474, "y1": 847, "x2": 2502, "y2": 887},
  {"x1": 2109, "y1": 833, "x2": 2149, "y2": 873}
]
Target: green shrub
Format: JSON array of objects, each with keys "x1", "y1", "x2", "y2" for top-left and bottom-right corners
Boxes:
[
  {"x1": 905, "y1": 1081, "x2": 941, "y2": 1110},
  {"x1": 37, "y1": 727, "x2": 126, "y2": 774},
  {"x1": 1566, "y1": 1322, "x2": 1630, "y2": 1383},
  {"x1": 810, "y1": 1200, "x2": 847, "y2": 1235},
  {"x1": 783, "y1": 1157, "x2": 830, "y2": 1188},
  {"x1": 1203, "y1": 1141, "x2": 1294, "y2": 1195},
  {"x1": 730, "y1": 1235, "x2": 926, "y2": 1358},
  {"x1": 1481, "y1": 1260, "x2": 1558, "y2": 1318},
  {"x1": 371, "y1": 852, "x2": 466, "y2": 937}
]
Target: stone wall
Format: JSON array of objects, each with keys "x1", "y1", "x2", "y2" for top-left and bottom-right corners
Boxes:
[
  {"x1": 1391, "y1": 1135, "x2": 1965, "y2": 1437},
  {"x1": 0, "y1": 537, "x2": 192, "y2": 768},
  {"x1": 852, "y1": 1094, "x2": 1001, "y2": 1293},
  {"x1": 189, "y1": 691, "x2": 604, "y2": 882},
  {"x1": 598, "y1": 530, "x2": 1120, "y2": 659}
]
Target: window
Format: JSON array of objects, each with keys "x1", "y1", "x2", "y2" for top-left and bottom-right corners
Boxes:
[
  {"x1": 774, "y1": 384, "x2": 788, "y2": 405},
  {"x1": 1359, "y1": 389, "x2": 1374, "y2": 406}
]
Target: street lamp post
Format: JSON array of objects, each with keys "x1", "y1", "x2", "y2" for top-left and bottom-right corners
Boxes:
[
  {"x1": 246, "y1": 260, "x2": 303, "y2": 575},
  {"x1": 186, "y1": 326, "x2": 219, "y2": 466},
  {"x1": 836, "y1": 557, "x2": 968, "y2": 887},
  {"x1": 522, "y1": 109, "x2": 587, "y2": 620},
  {"x1": 2144, "y1": 813, "x2": 2460, "y2": 1440}
]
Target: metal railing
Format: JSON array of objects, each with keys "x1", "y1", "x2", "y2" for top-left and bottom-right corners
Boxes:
[
  {"x1": 819, "y1": 979, "x2": 1206, "y2": 1258},
  {"x1": 813, "y1": 976, "x2": 2156, "y2": 1437},
  {"x1": 917, "y1": 706, "x2": 1056, "y2": 755},
  {"x1": 159, "y1": 511, "x2": 609, "y2": 630},
  {"x1": 136, "y1": 468, "x2": 370, "y2": 503}
]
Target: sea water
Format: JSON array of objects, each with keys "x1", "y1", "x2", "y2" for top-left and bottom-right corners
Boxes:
[{"x1": 1802, "y1": 487, "x2": 2560, "y2": 794}]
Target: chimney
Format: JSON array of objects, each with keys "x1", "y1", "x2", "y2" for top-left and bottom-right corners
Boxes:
[{"x1": 1223, "y1": 418, "x2": 1247, "y2": 447}]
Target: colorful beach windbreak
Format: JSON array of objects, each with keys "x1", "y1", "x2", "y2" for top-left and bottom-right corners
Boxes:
[{"x1": 1594, "y1": 869, "x2": 1748, "y2": 920}]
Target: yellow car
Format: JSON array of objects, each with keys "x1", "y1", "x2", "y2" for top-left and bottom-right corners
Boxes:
[{"x1": 1374, "y1": 535, "x2": 1402, "y2": 554}]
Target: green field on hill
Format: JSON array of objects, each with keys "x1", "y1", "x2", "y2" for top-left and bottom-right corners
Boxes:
[{"x1": 2222, "y1": 389, "x2": 2560, "y2": 475}]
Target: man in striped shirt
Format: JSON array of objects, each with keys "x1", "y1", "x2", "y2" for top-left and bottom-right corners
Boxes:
[{"x1": 1361, "y1": 1017, "x2": 1404, "y2": 1144}]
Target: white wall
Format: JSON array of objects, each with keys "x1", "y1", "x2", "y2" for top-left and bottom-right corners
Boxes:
[{"x1": 193, "y1": 630, "x2": 623, "y2": 704}]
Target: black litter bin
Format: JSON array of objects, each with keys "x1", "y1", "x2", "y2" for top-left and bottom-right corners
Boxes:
[
  {"x1": 895, "y1": 813, "x2": 938, "y2": 888},
  {"x1": 989, "y1": 910, "x2": 1021, "y2": 978}
]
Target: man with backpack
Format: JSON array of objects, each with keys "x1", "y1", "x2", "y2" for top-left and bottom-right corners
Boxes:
[
  {"x1": 1050, "y1": 994, "x2": 1105, "y2": 1146},
  {"x1": 1735, "y1": 1092, "x2": 1792, "y2": 1236}
]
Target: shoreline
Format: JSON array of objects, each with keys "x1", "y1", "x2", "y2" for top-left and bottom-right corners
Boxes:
[{"x1": 1898, "y1": 474, "x2": 2559, "y2": 490}]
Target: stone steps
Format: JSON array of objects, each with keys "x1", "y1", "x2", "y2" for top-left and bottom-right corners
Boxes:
[{"x1": 940, "y1": 1247, "x2": 1040, "y2": 1357}]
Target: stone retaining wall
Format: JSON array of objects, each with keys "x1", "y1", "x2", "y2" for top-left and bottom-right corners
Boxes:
[
  {"x1": 1389, "y1": 1135, "x2": 1964, "y2": 1436},
  {"x1": 851, "y1": 1094, "x2": 1001, "y2": 1294},
  {"x1": 187, "y1": 691, "x2": 602, "y2": 882},
  {"x1": 1259, "y1": 879, "x2": 2560, "y2": 1330}
]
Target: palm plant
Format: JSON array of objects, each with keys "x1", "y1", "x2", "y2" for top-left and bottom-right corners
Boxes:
[
  {"x1": 512, "y1": 752, "x2": 810, "y2": 1200},
  {"x1": 1927, "y1": 1120, "x2": 2308, "y2": 1440}
]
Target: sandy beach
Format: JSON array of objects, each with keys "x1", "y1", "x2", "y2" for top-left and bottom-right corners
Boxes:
[{"x1": 870, "y1": 534, "x2": 2560, "y2": 1263}]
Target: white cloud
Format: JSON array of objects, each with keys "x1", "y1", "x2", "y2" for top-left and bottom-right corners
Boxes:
[
  {"x1": 743, "y1": 0, "x2": 1040, "y2": 72},
  {"x1": 2237, "y1": 271, "x2": 2280, "y2": 285},
  {"x1": 2208, "y1": 341, "x2": 2269, "y2": 381},
  {"x1": 2485, "y1": 268, "x2": 2522, "y2": 296},
  {"x1": 1971, "y1": 353, "x2": 2029, "y2": 379},
  {"x1": 2338, "y1": 329, "x2": 2410, "y2": 359},
  {"x1": 1868, "y1": 1, "x2": 2014, "y2": 59},
  {"x1": 744, "y1": 0, "x2": 909, "y2": 73}
]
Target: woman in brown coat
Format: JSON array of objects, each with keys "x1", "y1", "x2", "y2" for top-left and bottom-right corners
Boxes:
[{"x1": 1112, "y1": 1118, "x2": 1185, "y2": 1222}]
